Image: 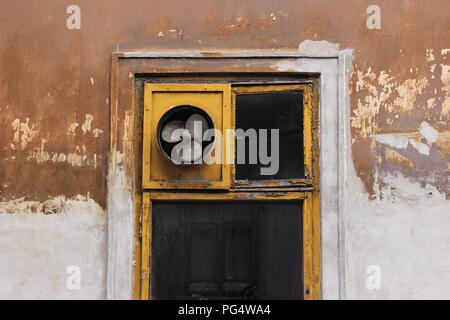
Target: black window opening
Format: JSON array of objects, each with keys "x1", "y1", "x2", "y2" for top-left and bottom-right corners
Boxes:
[
  {"x1": 235, "y1": 90, "x2": 305, "y2": 181},
  {"x1": 151, "y1": 201, "x2": 303, "y2": 300}
]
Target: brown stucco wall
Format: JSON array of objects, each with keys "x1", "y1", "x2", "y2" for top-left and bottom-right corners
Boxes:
[{"x1": 0, "y1": 0, "x2": 448, "y2": 205}]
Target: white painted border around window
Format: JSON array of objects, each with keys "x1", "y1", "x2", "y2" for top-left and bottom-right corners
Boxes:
[{"x1": 107, "y1": 50, "x2": 353, "y2": 300}]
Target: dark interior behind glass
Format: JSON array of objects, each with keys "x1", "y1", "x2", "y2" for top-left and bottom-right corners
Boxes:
[
  {"x1": 235, "y1": 90, "x2": 304, "y2": 181},
  {"x1": 151, "y1": 201, "x2": 303, "y2": 300}
]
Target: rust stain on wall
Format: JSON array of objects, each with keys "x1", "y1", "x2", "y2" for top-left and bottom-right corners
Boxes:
[
  {"x1": 351, "y1": 47, "x2": 449, "y2": 198},
  {"x1": 385, "y1": 148, "x2": 414, "y2": 169},
  {"x1": 0, "y1": 0, "x2": 449, "y2": 207}
]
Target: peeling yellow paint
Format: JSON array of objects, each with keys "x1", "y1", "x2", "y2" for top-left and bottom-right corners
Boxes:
[
  {"x1": 121, "y1": 110, "x2": 132, "y2": 162},
  {"x1": 27, "y1": 139, "x2": 51, "y2": 163},
  {"x1": 431, "y1": 64, "x2": 437, "y2": 74},
  {"x1": 115, "y1": 151, "x2": 124, "y2": 164},
  {"x1": 375, "y1": 130, "x2": 449, "y2": 159},
  {"x1": 11, "y1": 118, "x2": 38, "y2": 150},
  {"x1": 436, "y1": 131, "x2": 450, "y2": 159},
  {"x1": 81, "y1": 114, "x2": 94, "y2": 134},
  {"x1": 394, "y1": 78, "x2": 428, "y2": 113},
  {"x1": 70, "y1": 119, "x2": 102, "y2": 138},
  {"x1": 426, "y1": 49, "x2": 435, "y2": 62},
  {"x1": 93, "y1": 128, "x2": 104, "y2": 137},
  {"x1": 68, "y1": 122, "x2": 79, "y2": 136},
  {"x1": 67, "y1": 152, "x2": 83, "y2": 167},
  {"x1": 26, "y1": 139, "x2": 99, "y2": 168},
  {"x1": 57, "y1": 153, "x2": 67, "y2": 162},
  {"x1": 352, "y1": 69, "x2": 396, "y2": 138},
  {"x1": 351, "y1": 55, "x2": 449, "y2": 143},
  {"x1": 377, "y1": 155, "x2": 382, "y2": 164},
  {"x1": 0, "y1": 194, "x2": 104, "y2": 215},
  {"x1": 385, "y1": 148, "x2": 414, "y2": 168},
  {"x1": 440, "y1": 64, "x2": 450, "y2": 118}
]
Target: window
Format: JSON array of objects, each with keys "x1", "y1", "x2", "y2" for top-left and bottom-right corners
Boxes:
[
  {"x1": 151, "y1": 200, "x2": 303, "y2": 300},
  {"x1": 139, "y1": 79, "x2": 320, "y2": 300},
  {"x1": 235, "y1": 90, "x2": 305, "y2": 180},
  {"x1": 232, "y1": 84, "x2": 313, "y2": 187}
]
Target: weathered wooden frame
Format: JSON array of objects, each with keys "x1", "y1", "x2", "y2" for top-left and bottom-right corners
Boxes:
[
  {"x1": 138, "y1": 80, "x2": 320, "y2": 300},
  {"x1": 231, "y1": 84, "x2": 314, "y2": 188},
  {"x1": 107, "y1": 50, "x2": 351, "y2": 300},
  {"x1": 140, "y1": 191, "x2": 319, "y2": 300},
  {"x1": 142, "y1": 83, "x2": 232, "y2": 190}
]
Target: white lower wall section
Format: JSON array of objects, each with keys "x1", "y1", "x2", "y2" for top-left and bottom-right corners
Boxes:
[
  {"x1": 1, "y1": 48, "x2": 448, "y2": 299},
  {"x1": 345, "y1": 173, "x2": 450, "y2": 300},
  {"x1": 0, "y1": 179, "x2": 448, "y2": 300},
  {"x1": 0, "y1": 196, "x2": 107, "y2": 299}
]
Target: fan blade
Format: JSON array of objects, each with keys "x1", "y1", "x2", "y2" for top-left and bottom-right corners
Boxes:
[
  {"x1": 185, "y1": 114, "x2": 209, "y2": 140},
  {"x1": 161, "y1": 120, "x2": 186, "y2": 143}
]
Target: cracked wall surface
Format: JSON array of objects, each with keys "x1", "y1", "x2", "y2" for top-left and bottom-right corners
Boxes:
[{"x1": 0, "y1": 0, "x2": 449, "y2": 299}]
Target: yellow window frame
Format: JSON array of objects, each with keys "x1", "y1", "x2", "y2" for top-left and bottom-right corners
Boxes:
[
  {"x1": 135, "y1": 80, "x2": 321, "y2": 300},
  {"x1": 231, "y1": 84, "x2": 314, "y2": 188},
  {"x1": 142, "y1": 83, "x2": 232, "y2": 190},
  {"x1": 140, "y1": 190, "x2": 321, "y2": 300}
]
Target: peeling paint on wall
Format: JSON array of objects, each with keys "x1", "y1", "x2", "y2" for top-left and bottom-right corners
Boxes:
[
  {"x1": 25, "y1": 139, "x2": 100, "y2": 168},
  {"x1": 11, "y1": 118, "x2": 38, "y2": 151},
  {"x1": 0, "y1": 0, "x2": 449, "y2": 300},
  {"x1": 374, "y1": 133, "x2": 430, "y2": 155},
  {"x1": 441, "y1": 64, "x2": 450, "y2": 118},
  {"x1": 81, "y1": 114, "x2": 94, "y2": 135},
  {"x1": 93, "y1": 128, "x2": 104, "y2": 138},
  {"x1": 351, "y1": 49, "x2": 450, "y2": 198},
  {"x1": 384, "y1": 148, "x2": 414, "y2": 169},
  {"x1": 298, "y1": 39, "x2": 340, "y2": 53},
  {"x1": 68, "y1": 122, "x2": 79, "y2": 136}
]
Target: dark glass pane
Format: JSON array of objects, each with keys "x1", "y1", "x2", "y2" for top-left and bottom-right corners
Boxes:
[
  {"x1": 235, "y1": 91, "x2": 304, "y2": 181},
  {"x1": 151, "y1": 201, "x2": 303, "y2": 300}
]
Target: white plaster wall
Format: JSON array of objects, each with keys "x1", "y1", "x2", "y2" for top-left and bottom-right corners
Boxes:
[
  {"x1": 2, "y1": 172, "x2": 448, "y2": 300},
  {"x1": 107, "y1": 164, "x2": 135, "y2": 300},
  {"x1": 1, "y1": 47, "x2": 448, "y2": 300},
  {"x1": 0, "y1": 196, "x2": 107, "y2": 299},
  {"x1": 344, "y1": 171, "x2": 450, "y2": 300}
]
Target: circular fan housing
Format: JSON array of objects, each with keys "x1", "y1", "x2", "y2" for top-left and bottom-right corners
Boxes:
[{"x1": 156, "y1": 105, "x2": 215, "y2": 164}]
